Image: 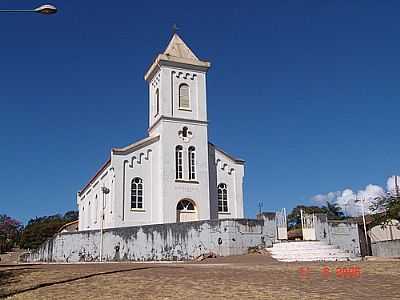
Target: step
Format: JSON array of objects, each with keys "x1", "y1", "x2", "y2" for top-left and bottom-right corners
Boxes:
[
  {"x1": 270, "y1": 250, "x2": 350, "y2": 256},
  {"x1": 272, "y1": 246, "x2": 336, "y2": 250},
  {"x1": 269, "y1": 246, "x2": 340, "y2": 252},
  {"x1": 272, "y1": 243, "x2": 335, "y2": 248},
  {"x1": 269, "y1": 251, "x2": 350, "y2": 258},
  {"x1": 278, "y1": 257, "x2": 352, "y2": 262},
  {"x1": 267, "y1": 241, "x2": 357, "y2": 262},
  {"x1": 268, "y1": 247, "x2": 343, "y2": 253},
  {"x1": 270, "y1": 253, "x2": 351, "y2": 260}
]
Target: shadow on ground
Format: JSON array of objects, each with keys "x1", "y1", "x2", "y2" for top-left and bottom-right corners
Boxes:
[
  {"x1": 0, "y1": 265, "x2": 180, "y2": 299},
  {"x1": 0, "y1": 268, "x2": 14, "y2": 298}
]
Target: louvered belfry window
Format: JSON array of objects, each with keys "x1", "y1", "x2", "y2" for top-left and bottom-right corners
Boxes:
[{"x1": 179, "y1": 84, "x2": 190, "y2": 109}]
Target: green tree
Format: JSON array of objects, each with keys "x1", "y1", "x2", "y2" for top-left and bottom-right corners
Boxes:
[
  {"x1": 63, "y1": 210, "x2": 78, "y2": 222},
  {"x1": 19, "y1": 211, "x2": 78, "y2": 250},
  {"x1": 19, "y1": 215, "x2": 64, "y2": 250},
  {"x1": 321, "y1": 202, "x2": 344, "y2": 220},
  {"x1": 287, "y1": 205, "x2": 327, "y2": 229},
  {"x1": 371, "y1": 192, "x2": 400, "y2": 226}
]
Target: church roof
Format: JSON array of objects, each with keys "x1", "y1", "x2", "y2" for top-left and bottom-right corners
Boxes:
[
  {"x1": 78, "y1": 157, "x2": 111, "y2": 196},
  {"x1": 210, "y1": 142, "x2": 245, "y2": 165},
  {"x1": 144, "y1": 33, "x2": 210, "y2": 81},
  {"x1": 112, "y1": 135, "x2": 160, "y2": 155},
  {"x1": 163, "y1": 33, "x2": 199, "y2": 60}
]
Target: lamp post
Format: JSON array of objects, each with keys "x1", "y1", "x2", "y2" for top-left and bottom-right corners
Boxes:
[
  {"x1": 0, "y1": 4, "x2": 57, "y2": 14},
  {"x1": 100, "y1": 186, "x2": 110, "y2": 262}
]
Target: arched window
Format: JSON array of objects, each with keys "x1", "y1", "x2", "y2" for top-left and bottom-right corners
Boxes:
[
  {"x1": 218, "y1": 183, "x2": 228, "y2": 212},
  {"x1": 131, "y1": 177, "x2": 143, "y2": 209},
  {"x1": 176, "y1": 199, "x2": 197, "y2": 222},
  {"x1": 188, "y1": 146, "x2": 196, "y2": 180},
  {"x1": 176, "y1": 145, "x2": 183, "y2": 179},
  {"x1": 177, "y1": 199, "x2": 195, "y2": 211},
  {"x1": 155, "y1": 88, "x2": 159, "y2": 116},
  {"x1": 179, "y1": 84, "x2": 190, "y2": 109}
]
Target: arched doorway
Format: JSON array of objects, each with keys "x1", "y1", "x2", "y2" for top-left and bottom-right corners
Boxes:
[{"x1": 176, "y1": 199, "x2": 198, "y2": 223}]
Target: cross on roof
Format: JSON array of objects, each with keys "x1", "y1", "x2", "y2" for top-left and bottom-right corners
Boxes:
[{"x1": 172, "y1": 24, "x2": 179, "y2": 34}]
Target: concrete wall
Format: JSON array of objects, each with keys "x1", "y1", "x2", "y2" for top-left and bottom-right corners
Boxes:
[
  {"x1": 25, "y1": 219, "x2": 267, "y2": 263},
  {"x1": 371, "y1": 239, "x2": 400, "y2": 257},
  {"x1": 257, "y1": 213, "x2": 277, "y2": 241},
  {"x1": 314, "y1": 214, "x2": 329, "y2": 241},
  {"x1": 327, "y1": 221, "x2": 361, "y2": 257},
  {"x1": 369, "y1": 220, "x2": 400, "y2": 242},
  {"x1": 313, "y1": 215, "x2": 361, "y2": 257}
]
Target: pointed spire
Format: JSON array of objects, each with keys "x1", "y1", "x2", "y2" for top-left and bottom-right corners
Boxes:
[
  {"x1": 144, "y1": 33, "x2": 210, "y2": 82},
  {"x1": 163, "y1": 33, "x2": 199, "y2": 61}
]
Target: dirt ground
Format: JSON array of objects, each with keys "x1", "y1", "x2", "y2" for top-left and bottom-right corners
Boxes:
[{"x1": 1, "y1": 254, "x2": 399, "y2": 299}]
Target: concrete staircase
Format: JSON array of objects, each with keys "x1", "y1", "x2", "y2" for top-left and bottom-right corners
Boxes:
[{"x1": 267, "y1": 241, "x2": 358, "y2": 262}]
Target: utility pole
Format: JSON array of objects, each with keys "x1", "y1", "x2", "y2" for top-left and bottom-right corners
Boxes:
[
  {"x1": 389, "y1": 175, "x2": 400, "y2": 241},
  {"x1": 356, "y1": 195, "x2": 369, "y2": 256},
  {"x1": 258, "y1": 201, "x2": 263, "y2": 217},
  {"x1": 100, "y1": 186, "x2": 110, "y2": 262},
  {"x1": 300, "y1": 209, "x2": 304, "y2": 233}
]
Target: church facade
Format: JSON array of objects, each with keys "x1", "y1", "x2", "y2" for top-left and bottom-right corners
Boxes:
[{"x1": 77, "y1": 34, "x2": 245, "y2": 231}]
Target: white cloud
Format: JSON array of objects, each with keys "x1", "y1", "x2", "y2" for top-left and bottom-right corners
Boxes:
[
  {"x1": 387, "y1": 176, "x2": 400, "y2": 196},
  {"x1": 311, "y1": 178, "x2": 394, "y2": 217},
  {"x1": 312, "y1": 191, "x2": 341, "y2": 204}
]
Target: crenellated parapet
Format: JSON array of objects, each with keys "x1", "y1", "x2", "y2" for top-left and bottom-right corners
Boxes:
[
  {"x1": 128, "y1": 149, "x2": 152, "y2": 168},
  {"x1": 216, "y1": 158, "x2": 235, "y2": 175}
]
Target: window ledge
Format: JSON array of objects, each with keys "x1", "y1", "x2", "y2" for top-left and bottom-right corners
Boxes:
[
  {"x1": 131, "y1": 209, "x2": 145, "y2": 212},
  {"x1": 178, "y1": 107, "x2": 192, "y2": 112},
  {"x1": 175, "y1": 179, "x2": 199, "y2": 184},
  {"x1": 218, "y1": 212, "x2": 230, "y2": 215}
]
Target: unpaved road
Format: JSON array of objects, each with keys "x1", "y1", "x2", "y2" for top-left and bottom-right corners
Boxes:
[{"x1": 1, "y1": 254, "x2": 399, "y2": 299}]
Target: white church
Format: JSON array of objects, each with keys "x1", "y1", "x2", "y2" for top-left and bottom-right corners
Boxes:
[{"x1": 77, "y1": 34, "x2": 245, "y2": 231}]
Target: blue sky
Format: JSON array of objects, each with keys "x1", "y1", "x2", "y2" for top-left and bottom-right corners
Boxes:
[{"x1": 1, "y1": 1, "x2": 399, "y2": 223}]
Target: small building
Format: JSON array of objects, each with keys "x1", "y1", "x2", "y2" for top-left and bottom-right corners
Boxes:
[{"x1": 58, "y1": 220, "x2": 79, "y2": 233}]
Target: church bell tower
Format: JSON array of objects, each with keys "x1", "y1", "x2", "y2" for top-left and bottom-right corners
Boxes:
[
  {"x1": 144, "y1": 33, "x2": 211, "y2": 134},
  {"x1": 144, "y1": 33, "x2": 213, "y2": 223}
]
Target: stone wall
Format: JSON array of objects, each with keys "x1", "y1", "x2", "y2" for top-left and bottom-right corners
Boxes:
[
  {"x1": 371, "y1": 239, "x2": 400, "y2": 257},
  {"x1": 25, "y1": 219, "x2": 267, "y2": 263}
]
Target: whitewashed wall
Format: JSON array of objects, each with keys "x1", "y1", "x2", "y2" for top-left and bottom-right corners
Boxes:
[
  {"x1": 112, "y1": 141, "x2": 160, "y2": 228},
  {"x1": 25, "y1": 219, "x2": 267, "y2": 263},
  {"x1": 214, "y1": 148, "x2": 244, "y2": 219},
  {"x1": 77, "y1": 166, "x2": 114, "y2": 231}
]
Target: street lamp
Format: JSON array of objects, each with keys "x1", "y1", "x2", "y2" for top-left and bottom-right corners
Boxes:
[
  {"x1": 0, "y1": 4, "x2": 57, "y2": 14},
  {"x1": 100, "y1": 186, "x2": 110, "y2": 262}
]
